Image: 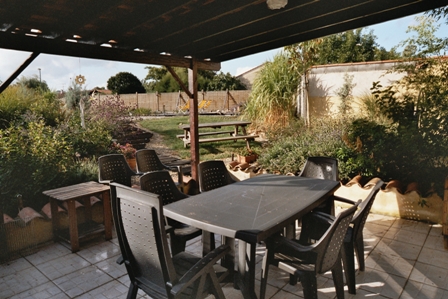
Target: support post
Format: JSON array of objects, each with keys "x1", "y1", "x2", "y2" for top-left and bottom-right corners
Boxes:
[
  {"x1": 188, "y1": 61, "x2": 199, "y2": 181},
  {"x1": 443, "y1": 176, "x2": 448, "y2": 249}
]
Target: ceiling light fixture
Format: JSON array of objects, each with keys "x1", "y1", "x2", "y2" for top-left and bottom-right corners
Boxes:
[{"x1": 266, "y1": 0, "x2": 287, "y2": 9}]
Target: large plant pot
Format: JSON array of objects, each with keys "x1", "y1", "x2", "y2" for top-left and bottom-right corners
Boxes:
[
  {"x1": 126, "y1": 158, "x2": 137, "y2": 171},
  {"x1": 237, "y1": 154, "x2": 258, "y2": 164}
]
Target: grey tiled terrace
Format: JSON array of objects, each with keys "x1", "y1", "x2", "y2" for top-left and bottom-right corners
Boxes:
[{"x1": 1, "y1": 213, "x2": 447, "y2": 299}]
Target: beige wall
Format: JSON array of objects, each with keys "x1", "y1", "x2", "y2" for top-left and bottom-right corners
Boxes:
[{"x1": 301, "y1": 60, "x2": 405, "y2": 119}]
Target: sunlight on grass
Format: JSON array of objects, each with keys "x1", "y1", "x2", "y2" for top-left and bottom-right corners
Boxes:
[{"x1": 138, "y1": 115, "x2": 262, "y2": 161}]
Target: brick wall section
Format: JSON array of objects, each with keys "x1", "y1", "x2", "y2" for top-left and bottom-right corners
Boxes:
[{"x1": 97, "y1": 90, "x2": 251, "y2": 113}]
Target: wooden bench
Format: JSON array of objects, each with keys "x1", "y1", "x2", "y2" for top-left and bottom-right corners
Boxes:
[
  {"x1": 178, "y1": 121, "x2": 258, "y2": 149},
  {"x1": 176, "y1": 130, "x2": 234, "y2": 140}
]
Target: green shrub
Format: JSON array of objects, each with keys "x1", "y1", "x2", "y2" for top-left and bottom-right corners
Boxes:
[
  {"x1": 0, "y1": 85, "x2": 35, "y2": 129},
  {"x1": 258, "y1": 118, "x2": 352, "y2": 179},
  {"x1": 0, "y1": 120, "x2": 74, "y2": 215},
  {"x1": 62, "y1": 113, "x2": 113, "y2": 158},
  {"x1": 131, "y1": 108, "x2": 152, "y2": 116},
  {"x1": 87, "y1": 95, "x2": 134, "y2": 139}
]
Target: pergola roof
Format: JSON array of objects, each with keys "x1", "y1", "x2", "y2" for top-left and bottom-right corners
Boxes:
[{"x1": 1, "y1": 0, "x2": 447, "y2": 71}]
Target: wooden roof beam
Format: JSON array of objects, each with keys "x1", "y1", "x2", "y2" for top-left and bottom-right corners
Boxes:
[
  {"x1": 0, "y1": 52, "x2": 40, "y2": 94},
  {"x1": 0, "y1": 33, "x2": 220, "y2": 71}
]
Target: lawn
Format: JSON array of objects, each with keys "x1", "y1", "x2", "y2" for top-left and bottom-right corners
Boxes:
[{"x1": 138, "y1": 115, "x2": 262, "y2": 161}]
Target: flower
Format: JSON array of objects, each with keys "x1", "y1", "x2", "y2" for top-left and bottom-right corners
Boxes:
[{"x1": 119, "y1": 143, "x2": 136, "y2": 159}]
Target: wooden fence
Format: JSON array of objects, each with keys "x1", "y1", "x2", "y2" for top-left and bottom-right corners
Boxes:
[{"x1": 94, "y1": 90, "x2": 251, "y2": 114}]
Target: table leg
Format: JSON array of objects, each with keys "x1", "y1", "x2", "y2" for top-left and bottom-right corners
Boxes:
[
  {"x1": 102, "y1": 190, "x2": 112, "y2": 240},
  {"x1": 237, "y1": 240, "x2": 258, "y2": 299},
  {"x1": 49, "y1": 198, "x2": 59, "y2": 240},
  {"x1": 220, "y1": 236, "x2": 235, "y2": 283},
  {"x1": 233, "y1": 125, "x2": 239, "y2": 136},
  {"x1": 285, "y1": 222, "x2": 296, "y2": 239},
  {"x1": 66, "y1": 199, "x2": 79, "y2": 253}
]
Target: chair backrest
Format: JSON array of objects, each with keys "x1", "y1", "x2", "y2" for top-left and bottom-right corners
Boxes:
[
  {"x1": 314, "y1": 201, "x2": 359, "y2": 274},
  {"x1": 139, "y1": 170, "x2": 188, "y2": 205},
  {"x1": 135, "y1": 149, "x2": 167, "y2": 173},
  {"x1": 350, "y1": 179, "x2": 383, "y2": 241},
  {"x1": 98, "y1": 154, "x2": 136, "y2": 187},
  {"x1": 110, "y1": 182, "x2": 177, "y2": 298},
  {"x1": 299, "y1": 157, "x2": 339, "y2": 181},
  {"x1": 198, "y1": 160, "x2": 236, "y2": 192}
]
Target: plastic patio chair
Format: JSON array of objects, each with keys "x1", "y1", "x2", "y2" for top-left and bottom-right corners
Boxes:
[
  {"x1": 98, "y1": 154, "x2": 137, "y2": 187},
  {"x1": 299, "y1": 156, "x2": 339, "y2": 215},
  {"x1": 198, "y1": 160, "x2": 236, "y2": 254},
  {"x1": 198, "y1": 160, "x2": 236, "y2": 192},
  {"x1": 260, "y1": 201, "x2": 360, "y2": 299},
  {"x1": 139, "y1": 170, "x2": 205, "y2": 255},
  {"x1": 299, "y1": 178, "x2": 384, "y2": 294},
  {"x1": 135, "y1": 149, "x2": 188, "y2": 185},
  {"x1": 299, "y1": 156, "x2": 339, "y2": 181},
  {"x1": 110, "y1": 182, "x2": 230, "y2": 299}
]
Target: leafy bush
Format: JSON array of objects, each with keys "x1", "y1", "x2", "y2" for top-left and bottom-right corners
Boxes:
[
  {"x1": 131, "y1": 107, "x2": 152, "y2": 116},
  {"x1": 0, "y1": 119, "x2": 74, "y2": 214},
  {"x1": 258, "y1": 118, "x2": 353, "y2": 179},
  {"x1": 62, "y1": 113, "x2": 113, "y2": 158},
  {"x1": 87, "y1": 95, "x2": 134, "y2": 139}
]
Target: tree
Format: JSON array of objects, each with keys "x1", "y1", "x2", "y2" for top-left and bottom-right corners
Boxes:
[
  {"x1": 142, "y1": 66, "x2": 246, "y2": 92},
  {"x1": 399, "y1": 15, "x2": 447, "y2": 58},
  {"x1": 107, "y1": 72, "x2": 146, "y2": 94},
  {"x1": 369, "y1": 15, "x2": 448, "y2": 190},
  {"x1": 317, "y1": 28, "x2": 400, "y2": 64},
  {"x1": 17, "y1": 75, "x2": 50, "y2": 92}
]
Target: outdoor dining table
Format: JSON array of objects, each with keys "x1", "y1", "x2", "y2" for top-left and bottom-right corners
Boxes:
[{"x1": 163, "y1": 174, "x2": 340, "y2": 299}]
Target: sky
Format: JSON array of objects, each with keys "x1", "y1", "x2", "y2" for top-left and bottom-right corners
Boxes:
[{"x1": 0, "y1": 12, "x2": 447, "y2": 91}]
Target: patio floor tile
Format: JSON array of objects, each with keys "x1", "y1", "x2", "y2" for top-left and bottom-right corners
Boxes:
[{"x1": 1, "y1": 212, "x2": 448, "y2": 298}]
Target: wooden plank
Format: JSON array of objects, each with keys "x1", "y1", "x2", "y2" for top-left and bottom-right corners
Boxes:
[
  {"x1": 179, "y1": 121, "x2": 251, "y2": 130},
  {"x1": 176, "y1": 130, "x2": 234, "y2": 139},
  {"x1": 198, "y1": 135, "x2": 258, "y2": 143}
]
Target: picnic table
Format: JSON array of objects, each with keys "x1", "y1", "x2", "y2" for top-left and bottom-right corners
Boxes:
[{"x1": 177, "y1": 120, "x2": 258, "y2": 148}]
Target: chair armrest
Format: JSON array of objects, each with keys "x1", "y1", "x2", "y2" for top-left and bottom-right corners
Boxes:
[
  {"x1": 169, "y1": 244, "x2": 230, "y2": 296},
  {"x1": 98, "y1": 179, "x2": 112, "y2": 185},
  {"x1": 333, "y1": 195, "x2": 357, "y2": 205},
  {"x1": 310, "y1": 211, "x2": 336, "y2": 223},
  {"x1": 165, "y1": 224, "x2": 174, "y2": 234},
  {"x1": 269, "y1": 235, "x2": 317, "y2": 257}
]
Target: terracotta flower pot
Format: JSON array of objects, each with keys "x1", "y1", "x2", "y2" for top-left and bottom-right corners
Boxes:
[
  {"x1": 237, "y1": 154, "x2": 258, "y2": 164},
  {"x1": 126, "y1": 158, "x2": 137, "y2": 171}
]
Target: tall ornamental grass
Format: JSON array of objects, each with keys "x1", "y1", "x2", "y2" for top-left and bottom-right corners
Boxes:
[{"x1": 244, "y1": 52, "x2": 299, "y2": 132}]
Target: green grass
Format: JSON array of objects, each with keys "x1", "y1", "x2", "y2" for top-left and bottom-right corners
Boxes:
[{"x1": 138, "y1": 115, "x2": 262, "y2": 161}]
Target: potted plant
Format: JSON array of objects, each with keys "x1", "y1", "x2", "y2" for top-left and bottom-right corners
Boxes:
[
  {"x1": 236, "y1": 147, "x2": 258, "y2": 164},
  {"x1": 119, "y1": 143, "x2": 137, "y2": 170}
]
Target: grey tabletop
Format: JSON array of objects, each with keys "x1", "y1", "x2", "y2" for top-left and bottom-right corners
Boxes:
[{"x1": 163, "y1": 174, "x2": 340, "y2": 243}]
